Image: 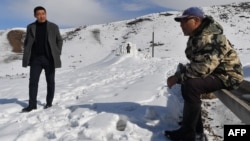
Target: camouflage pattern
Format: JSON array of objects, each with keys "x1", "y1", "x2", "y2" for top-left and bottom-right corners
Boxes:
[{"x1": 175, "y1": 16, "x2": 243, "y2": 89}]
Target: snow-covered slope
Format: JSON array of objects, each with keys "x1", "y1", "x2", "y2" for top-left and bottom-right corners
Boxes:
[{"x1": 0, "y1": 2, "x2": 249, "y2": 141}]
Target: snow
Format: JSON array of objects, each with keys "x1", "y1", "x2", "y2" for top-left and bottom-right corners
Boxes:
[{"x1": 0, "y1": 2, "x2": 250, "y2": 141}]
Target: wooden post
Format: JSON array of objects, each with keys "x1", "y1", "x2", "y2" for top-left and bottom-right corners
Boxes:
[
  {"x1": 213, "y1": 80, "x2": 250, "y2": 124},
  {"x1": 152, "y1": 31, "x2": 154, "y2": 57}
]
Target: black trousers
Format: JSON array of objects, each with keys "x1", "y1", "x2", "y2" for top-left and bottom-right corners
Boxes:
[
  {"x1": 181, "y1": 75, "x2": 226, "y2": 104},
  {"x1": 181, "y1": 75, "x2": 226, "y2": 134},
  {"x1": 29, "y1": 56, "x2": 55, "y2": 107}
]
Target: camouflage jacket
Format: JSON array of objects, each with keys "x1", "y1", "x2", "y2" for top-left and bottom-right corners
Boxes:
[{"x1": 175, "y1": 16, "x2": 243, "y2": 89}]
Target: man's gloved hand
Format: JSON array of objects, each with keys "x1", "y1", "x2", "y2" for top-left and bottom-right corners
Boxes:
[{"x1": 167, "y1": 75, "x2": 178, "y2": 89}]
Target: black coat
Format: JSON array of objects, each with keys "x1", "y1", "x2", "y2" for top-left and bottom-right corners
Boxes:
[{"x1": 22, "y1": 21, "x2": 63, "y2": 68}]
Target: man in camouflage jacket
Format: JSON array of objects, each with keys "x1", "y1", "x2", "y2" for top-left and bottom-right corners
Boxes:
[{"x1": 164, "y1": 7, "x2": 243, "y2": 141}]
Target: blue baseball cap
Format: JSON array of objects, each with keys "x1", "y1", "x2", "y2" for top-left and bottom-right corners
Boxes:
[{"x1": 174, "y1": 7, "x2": 205, "y2": 22}]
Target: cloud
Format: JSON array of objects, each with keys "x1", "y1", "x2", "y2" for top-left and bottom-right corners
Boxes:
[
  {"x1": 119, "y1": 0, "x2": 154, "y2": 12},
  {"x1": 1, "y1": 0, "x2": 250, "y2": 29},
  {"x1": 6, "y1": 0, "x2": 118, "y2": 28},
  {"x1": 121, "y1": 3, "x2": 148, "y2": 12},
  {"x1": 44, "y1": 0, "x2": 117, "y2": 27}
]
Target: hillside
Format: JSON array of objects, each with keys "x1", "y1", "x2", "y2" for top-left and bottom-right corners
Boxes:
[
  {"x1": 2, "y1": 3, "x2": 250, "y2": 75},
  {"x1": 0, "y1": 2, "x2": 250, "y2": 141}
]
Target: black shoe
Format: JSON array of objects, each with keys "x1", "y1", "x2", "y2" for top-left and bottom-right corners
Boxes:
[
  {"x1": 22, "y1": 106, "x2": 37, "y2": 112},
  {"x1": 164, "y1": 128, "x2": 195, "y2": 141},
  {"x1": 44, "y1": 104, "x2": 52, "y2": 109},
  {"x1": 164, "y1": 128, "x2": 183, "y2": 141},
  {"x1": 196, "y1": 133, "x2": 207, "y2": 141}
]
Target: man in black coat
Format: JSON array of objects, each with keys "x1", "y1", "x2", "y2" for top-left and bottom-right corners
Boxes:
[{"x1": 22, "y1": 6, "x2": 63, "y2": 112}]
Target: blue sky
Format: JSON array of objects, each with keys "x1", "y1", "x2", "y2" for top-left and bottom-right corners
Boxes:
[{"x1": 0, "y1": 0, "x2": 249, "y2": 29}]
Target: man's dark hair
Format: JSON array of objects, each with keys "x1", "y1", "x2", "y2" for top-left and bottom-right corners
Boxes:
[{"x1": 34, "y1": 6, "x2": 46, "y2": 15}]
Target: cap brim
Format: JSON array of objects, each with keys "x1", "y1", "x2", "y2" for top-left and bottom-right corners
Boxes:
[{"x1": 174, "y1": 15, "x2": 189, "y2": 22}]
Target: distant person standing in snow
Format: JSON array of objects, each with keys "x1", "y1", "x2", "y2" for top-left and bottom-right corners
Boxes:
[
  {"x1": 126, "y1": 43, "x2": 131, "y2": 54},
  {"x1": 22, "y1": 6, "x2": 63, "y2": 112},
  {"x1": 164, "y1": 7, "x2": 243, "y2": 141}
]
